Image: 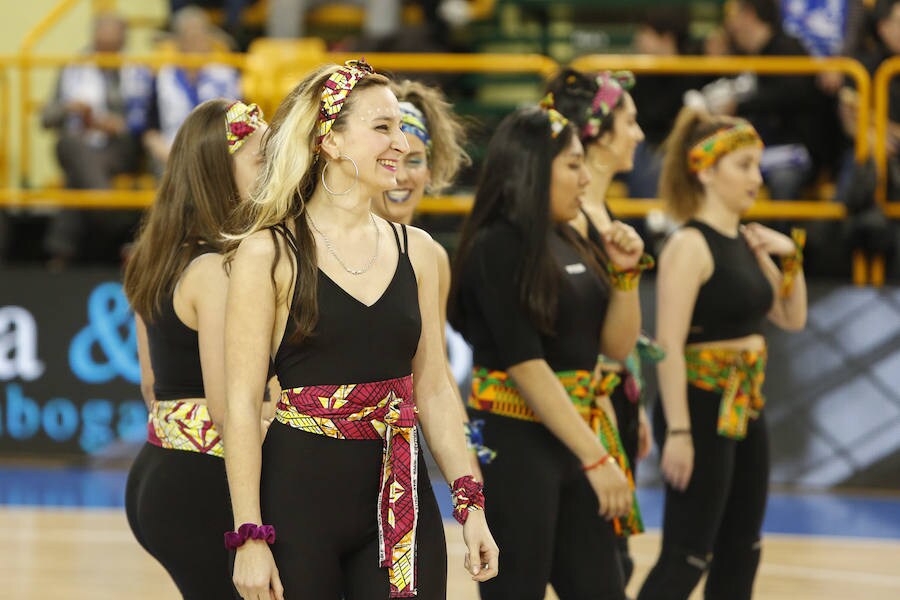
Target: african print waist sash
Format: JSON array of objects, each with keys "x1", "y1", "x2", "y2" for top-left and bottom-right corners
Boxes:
[
  {"x1": 275, "y1": 375, "x2": 418, "y2": 598},
  {"x1": 685, "y1": 347, "x2": 767, "y2": 440},
  {"x1": 147, "y1": 400, "x2": 224, "y2": 457},
  {"x1": 468, "y1": 366, "x2": 643, "y2": 536}
]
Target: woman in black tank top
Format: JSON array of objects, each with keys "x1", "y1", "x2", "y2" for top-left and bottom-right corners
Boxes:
[
  {"x1": 547, "y1": 67, "x2": 664, "y2": 590},
  {"x1": 223, "y1": 61, "x2": 497, "y2": 600},
  {"x1": 638, "y1": 108, "x2": 807, "y2": 600},
  {"x1": 122, "y1": 99, "x2": 267, "y2": 598}
]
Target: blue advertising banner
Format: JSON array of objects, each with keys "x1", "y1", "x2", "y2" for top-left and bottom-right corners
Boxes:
[{"x1": 0, "y1": 268, "x2": 146, "y2": 456}]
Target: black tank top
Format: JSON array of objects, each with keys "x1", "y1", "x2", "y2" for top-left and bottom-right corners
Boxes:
[
  {"x1": 145, "y1": 248, "x2": 217, "y2": 401},
  {"x1": 273, "y1": 221, "x2": 422, "y2": 388},
  {"x1": 686, "y1": 220, "x2": 773, "y2": 344}
]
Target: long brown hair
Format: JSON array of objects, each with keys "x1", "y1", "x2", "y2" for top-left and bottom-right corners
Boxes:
[
  {"x1": 124, "y1": 99, "x2": 239, "y2": 320},
  {"x1": 659, "y1": 107, "x2": 745, "y2": 221},
  {"x1": 225, "y1": 64, "x2": 391, "y2": 343}
]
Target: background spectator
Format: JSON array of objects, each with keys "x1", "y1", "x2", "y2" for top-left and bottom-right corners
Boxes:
[{"x1": 40, "y1": 12, "x2": 142, "y2": 267}]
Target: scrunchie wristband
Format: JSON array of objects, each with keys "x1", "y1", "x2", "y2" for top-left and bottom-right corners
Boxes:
[
  {"x1": 224, "y1": 523, "x2": 276, "y2": 550},
  {"x1": 779, "y1": 228, "x2": 805, "y2": 298},
  {"x1": 450, "y1": 475, "x2": 485, "y2": 525},
  {"x1": 607, "y1": 253, "x2": 655, "y2": 292}
]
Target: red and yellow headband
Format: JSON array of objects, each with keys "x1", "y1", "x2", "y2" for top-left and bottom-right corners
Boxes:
[
  {"x1": 316, "y1": 58, "x2": 375, "y2": 148},
  {"x1": 225, "y1": 101, "x2": 265, "y2": 155},
  {"x1": 688, "y1": 123, "x2": 763, "y2": 173}
]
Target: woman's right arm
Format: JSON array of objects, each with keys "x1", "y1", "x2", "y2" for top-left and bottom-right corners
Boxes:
[
  {"x1": 224, "y1": 233, "x2": 285, "y2": 600},
  {"x1": 655, "y1": 228, "x2": 709, "y2": 492}
]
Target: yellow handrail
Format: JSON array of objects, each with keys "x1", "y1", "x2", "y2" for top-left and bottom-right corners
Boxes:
[
  {"x1": 327, "y1": 52, "x2": 559, "y2": 77},
  {"x1": 571, "y1": 55, "x2": 871, "y2": 164},
  {"x1": 0, "y1": 189, "x2": 847, "y2": 220},
  {"x1": 873, "y1": 56, "x2": 900, "y2": 218}
]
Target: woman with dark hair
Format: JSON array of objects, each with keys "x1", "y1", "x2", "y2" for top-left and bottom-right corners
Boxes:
[
  {"x1": 546, "y1": 68, "x2": 659, "y2": 586},
  {"x1": 637, "y1": 107, "x2": 806, "y2": 600},
  {"x1": 449, "y1": 102, "x2": 649, "y2": 599},
  {"x1": 223, "y1": 60, "x2": 498, "y2": 600},
  {"x1": 123, "y1": 99, "x2": 267, "y2": 598}
]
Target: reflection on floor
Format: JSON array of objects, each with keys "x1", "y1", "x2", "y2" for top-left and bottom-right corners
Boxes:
[{"x1": 1, "y1": 466, "x2": 899, "y2": 539}]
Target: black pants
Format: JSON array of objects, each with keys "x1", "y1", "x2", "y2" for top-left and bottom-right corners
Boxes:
[
  {"x1": 125, "y1": 443, "x2": 236, "y2": 599},
  {"x1": 473, "y1": 410, "x2": 625, "y2": 600},
  {"x1": 260, "y1": 421, "x2": 447, "y2": 599},
  {"x1": 610, "y1": 385, "x2": 639, "y2": 586},
  {"x1": 637, "y1": 388, "x2": 770, "y2": 600}
]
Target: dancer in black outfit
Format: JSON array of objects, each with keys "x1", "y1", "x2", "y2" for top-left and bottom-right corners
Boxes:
[
  {"x1": 222, "y1": 60, "x2": 498, "y2": 600},
  {"x1": 637, "y1": 107, "x2": 807, "y2": 600},
  {"x1": 450, "y1": 102, "x2": 650, "y2": 600},
  {"x1": 124, "y1": 99, "x2": 267, "y2": 599}
]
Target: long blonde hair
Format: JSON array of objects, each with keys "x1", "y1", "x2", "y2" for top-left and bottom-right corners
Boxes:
[
  {"x1": 659, "y1": 107, "x2": 747, "y2": 221},
  {"x1": 391, "y1": 79, "x2": 469, "y2": 192},
  {"x1": 226, "y1": 64, "x2": 391, "y2": 342}
]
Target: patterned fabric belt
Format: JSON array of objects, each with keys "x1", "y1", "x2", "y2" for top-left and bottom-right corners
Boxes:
[
  {"x1": 468, "y1": 366, "x2": 643, "y2": 536},
  {"x1": 276, "y1": 375, "x2": 418, "y2": 598},
  {"x1": 147, "y1": 400, "x2": 224, "y2": 457},
  {"x1": 685, "y1": 346, "x2": 767, "y2": 440}
]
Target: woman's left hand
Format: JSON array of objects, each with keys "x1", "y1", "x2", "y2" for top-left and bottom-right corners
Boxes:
[
  {"x1": 741, "y1": 223, "x2": 796, "y2": 257},
  {"x1": 637, "y1": 406, "x2": 653, "y2": 461},
  {"x1": 601, "y1": 221, "x2": 645, "y2": 271},
  {"x1": 462, "y1": 510, "x2": 499, "y2": 582}
]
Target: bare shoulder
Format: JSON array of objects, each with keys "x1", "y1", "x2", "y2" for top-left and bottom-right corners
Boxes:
[
  {"x1": 400, "y1": 224, "x2": 440, "y2": 277},
  {"x1": 182, "y1": 251, "x2": 228, "y2": 290},
  {"x1": 660, "y1": 227, "x2": 712, "y2": 279},
  {"x1": 431, "y1": 237, "x2": 450, "y2": 268}
]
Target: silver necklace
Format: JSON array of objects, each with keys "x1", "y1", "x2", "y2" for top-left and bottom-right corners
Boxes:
[{"x1": 308, "y1": 212, "x2": 380, "y2": 276}]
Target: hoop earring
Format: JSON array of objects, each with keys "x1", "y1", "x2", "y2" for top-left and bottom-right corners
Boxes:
[{"x1": 320, "y1": 155, "x2": 359, "y2": 196}]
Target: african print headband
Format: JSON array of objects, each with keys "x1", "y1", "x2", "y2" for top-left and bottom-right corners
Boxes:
[
  {"x1": 225, "y1": 101, "x2": 265, "y2": 155},
  {"x1": 688, "y1": 123, "x2": 763, "y2": 173},
  {"x1": 539, "y1": 93, "x2": 569, "y2": 139},
  {"x1": 582, "y1": 70, "x2": 635, "y2": 140},
  {"x1": 316, "y1": 58, "x2": 375, "y2": 148},
  {"x1": 399, "y1": 101, "x2": 431, "y2": 150}
]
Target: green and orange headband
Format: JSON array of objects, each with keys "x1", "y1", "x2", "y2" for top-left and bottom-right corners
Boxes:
[{"x1": 688, "y1": 123, "x2": 763, "y2": 173}]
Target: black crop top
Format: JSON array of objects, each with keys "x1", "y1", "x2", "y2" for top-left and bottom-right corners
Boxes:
[
  {"x1": 273, "y1": 222, "x2": 421, "y2": 388},
  {"x1": 686, "y1": 220, "x2": 774, "y2": 344},
  {"x1": 454, "y1": 220, "x2": 610, "y2": 372},
  {"x1": 145, "y1": 249, "x2": 216, "y2": 401}
]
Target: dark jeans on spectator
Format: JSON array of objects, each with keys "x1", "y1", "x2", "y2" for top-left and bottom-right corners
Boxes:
[{"x1": 44, "y1": 132, "x2": 140, "y2": 262}]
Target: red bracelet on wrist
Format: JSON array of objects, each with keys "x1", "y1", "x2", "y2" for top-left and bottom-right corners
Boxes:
[
  {"x1": 224, "y1": 523, "x2": 276, "y2": 550},
  {"x1": 450, "y1": 475, "x2": 485, "y2": 525},
  {"x1": 582, "y1": 454, "x2": 612, "y2": 472}
]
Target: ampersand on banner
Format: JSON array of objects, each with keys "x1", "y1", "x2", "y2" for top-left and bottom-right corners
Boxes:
[{"x1": 69, "y1": 282, "x2": 140, "y2": 384}]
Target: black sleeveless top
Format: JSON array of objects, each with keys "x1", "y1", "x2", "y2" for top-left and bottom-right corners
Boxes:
[
  {"x1": 273, "y1": 222, "x2": 422, "y2": 388},
  {"x1": 685, "y1": 220, "x2": 773, "y2": 344},
  {"x1": 145, "y1": 248, "x2": 217, "y2": 401}
]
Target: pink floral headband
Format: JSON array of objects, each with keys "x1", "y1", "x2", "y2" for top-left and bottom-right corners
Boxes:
[
  {"x1": 582, "y1": 70, "x2": 635, "y2": 140},
  {"x1": 316, "y1": 58, "x2": 375, "y2": 148}
]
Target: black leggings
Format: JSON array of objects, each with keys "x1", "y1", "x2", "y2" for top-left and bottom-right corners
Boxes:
[
  {"x1": 472, "y1": 410, "x2": 625, "y2": 600},
  {"x1": 637, "y1": 387, "x2": 770, "y2": 600},
  {"x1": 125, "y1": 443, "x2": 236, "y2": 599},
  {"x1": 610, "y1": 385, "x2": 639, "y2": 585},
  {"x1": 259, "y1": 421, "x2": 447, "y2": 599}
]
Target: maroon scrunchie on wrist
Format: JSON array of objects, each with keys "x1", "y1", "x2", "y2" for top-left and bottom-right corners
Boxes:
[
  {"x1": 224, "y1": 523, "x2": 276, "y2": 550},
  {"x1": 450, "y1": 475, "x2": 485, "y2": 525}
]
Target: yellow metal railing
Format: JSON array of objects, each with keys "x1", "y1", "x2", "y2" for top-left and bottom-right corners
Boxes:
[{"x1": 874, "y1": 56, "x2": 900, "y2": 218}]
